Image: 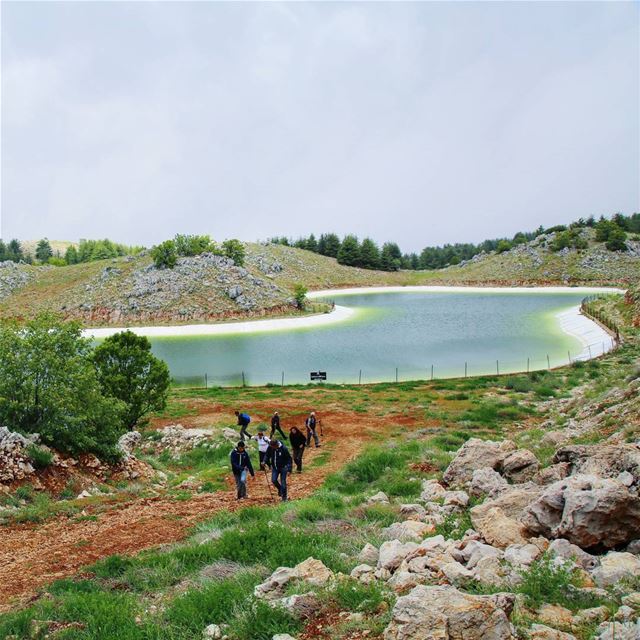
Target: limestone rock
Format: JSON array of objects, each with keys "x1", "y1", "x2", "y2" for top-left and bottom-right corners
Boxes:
[
  {"x1": 383, "y1": 585, "x2": 516, "y2": 640},
  {"x1": 443, "y1": 490, "x2": 470, "y2": 508},
  {"x1": 547, "y1": 539, "x2": 598, "y2": 571},
  {"x1": 592, "y1": 552, "x2": 640, "y2": 588},
  {"x1": 503, "y1": 543, "x2": 541, "y2": 568},
  {"x1": 470, "y1": 467, "x2": 508, "y2": 498},
  {"x1": 501, "y1": 449, "x2": 539, "y2": 483},
  {"x1": 378, "y1": 541, "x2": 419, "y2": 572},
  {"x1": 400, "y1": 503, "x2": 427, "y2": 520},
  {"x1": 357, "y1": 543, "x2": 379, "y2": 566},
  {"x1": 470, "y1": 506, "x2": 528, "y2": 549},
  {"x1": 381, "y1": 520, "x2": 434, "y2": 542},
  {"x1": 420, "y1": 479, "x2": 446, "y2": 502},
  {"x1": 443, "y1": 438, "x2": 517, "y2": 487},
  {"x1": 537, "y1": 604, "x2": 573, "y2": 629},
  {"x1": 528, "y1": 624, "x2": 577, "y2": 640},
  {"x1": 522, "y1": 474, "x2": 640, "y2": 549},
  {"x1": 350, "y1": 564, "x2": 375, "y2": 584},
  {"x1": 294, "y1": 557, "x2": 333, "y2": 585},
  {"x1": 595, "y1": 621, "x2": 640, "y2": 640},
  {"x1": 367, "y1": 491, "x2": 390, "y2": 505}
]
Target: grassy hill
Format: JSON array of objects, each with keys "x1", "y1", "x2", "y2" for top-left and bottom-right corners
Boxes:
[{"x1": 0, "y1": 229, "x2": 638, "y2": 326}]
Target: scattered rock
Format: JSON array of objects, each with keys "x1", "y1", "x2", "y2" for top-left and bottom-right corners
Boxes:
[
  {"x1": 443, "y1": 438, "x2": 517, "y2": 487},
  {"x1": 592, "y1": 552, "x2": 640, "y2": 588}
]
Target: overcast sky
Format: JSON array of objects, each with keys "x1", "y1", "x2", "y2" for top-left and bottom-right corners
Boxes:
[{"x1": 1, "y1": 1, "x2": 638, "y2": 252}]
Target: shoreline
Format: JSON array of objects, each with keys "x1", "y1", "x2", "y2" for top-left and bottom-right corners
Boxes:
[
  {"x1": 556, "y1": 305, "x2": 616, "y2": 360},
  {"x1": 83, "y1": 285, "x2": 623, "y2": 340}
]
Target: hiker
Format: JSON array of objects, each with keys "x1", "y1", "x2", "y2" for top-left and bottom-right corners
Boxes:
[
  {"x1": 235, "y1": 410, "x2": 252, "y2": 440},
  {"x1": 270, "y1": 411, "x2": 286, "y2": 438},
  {"x1": 256, "y1": 429, "x2": 271, "y2": 470},
  {"x1": 265, "y1": 438, "x2": 293, "y2": 501},
  {"x1": 230, "y1": 441, "x2": 255, "y2": 500},
  {"x1": 289, "y1": 426, "x2": 306, "y2": 473},
  {"x1": 305, "y1": 411, "x2": 320, "y2": 448}
]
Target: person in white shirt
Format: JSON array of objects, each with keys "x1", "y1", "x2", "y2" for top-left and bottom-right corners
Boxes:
[{"x1": 256, "y1": 430, "x2": 271, "y2": 470}]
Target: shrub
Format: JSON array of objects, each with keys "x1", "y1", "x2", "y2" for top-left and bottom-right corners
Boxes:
[
  {"x1": 293, "y1": 283, "x2": 308, "y2": 310},
  {"x1": 222, "y1": 239, "x2": 245, "y2": 266},
  {"x1": 331, "y1": 578, "x2": 393, "y2": 614},
  {"x1": 150, "y1": 240, "x2": 177, "y2": 269},
  {"x1": 26, "y1": 444, "x2": 54, "y2": 469}
]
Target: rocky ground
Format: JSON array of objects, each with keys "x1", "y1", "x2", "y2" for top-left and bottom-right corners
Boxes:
[{"x1": 1, "y1": 231, "x2": 638, "y2": 325}]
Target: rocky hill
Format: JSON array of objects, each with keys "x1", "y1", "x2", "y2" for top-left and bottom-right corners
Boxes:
[{"x1": 0, "y1": 229, "x2": 638, "y2": 326}]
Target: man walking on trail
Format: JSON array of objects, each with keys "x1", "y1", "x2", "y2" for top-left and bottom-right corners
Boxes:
[
  {"x1": 305, "y1": 411, "x2": 320, "y2": 448},
  {"x1": 230, "y1": 441, "x2": 255, "y2": 500},
  {"x1": 235, "y1": 410, "x2": 252, "y2": 440},
  {"x1": 265, "y1": 438, "x2": 293, "y2": 501},
  {"x1": 256, "y1": 429, "x2": 271, "y2": 470},
  {"x1": 289, "y1": 426, "x2": 306, "y2": 473},
  {"x1": 270, "y1": 411, "x2": 286, "y2": 438}
]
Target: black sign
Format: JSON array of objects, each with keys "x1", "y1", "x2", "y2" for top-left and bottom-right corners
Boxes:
[{"x1": 310, "y1": 371, "x2": 327, "y2": 381}]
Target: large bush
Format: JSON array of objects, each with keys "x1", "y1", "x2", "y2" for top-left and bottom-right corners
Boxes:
[
  {"x1": 93, "y1": 331, "x2": 170, "y2": 430},
  {"x1": 0, "y1": 315, "x2": 126, "y2": 461}
]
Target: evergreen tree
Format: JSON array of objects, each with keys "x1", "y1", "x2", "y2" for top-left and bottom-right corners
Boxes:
[
  {"x1": 359, "y1": 238, "x2": 381, "y2": 269},
  {"x1": 35, "y1": 238, "x2": 53, "y2": 263},
  {"x1": 322, "y1": 233, "x2": 341, "y2": 258},
  {"x1": 65, "y1": 245, "x2": 79, "y2": 265},
  {"x1": 380, "y1": 242, "x2": 402, "y2": 271},
  {"x1": 605, "y1": 228, "x2": 627, "y2": 252},
  {"x1": 337, "y1": 235, "x2": 360, "y2": 266},
  {"x1": 306, "y1": 234, "x2": 318, "y2": 253}
]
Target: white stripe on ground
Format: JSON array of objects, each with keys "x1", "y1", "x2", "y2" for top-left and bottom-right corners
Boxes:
[{"x1": 556, "y1": 305, "x2": 616, "y2": 360}]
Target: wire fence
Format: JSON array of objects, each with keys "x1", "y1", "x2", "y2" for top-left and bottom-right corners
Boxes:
[{"x1": 170, "y1": 294, "x2": 622, "y2": 389}]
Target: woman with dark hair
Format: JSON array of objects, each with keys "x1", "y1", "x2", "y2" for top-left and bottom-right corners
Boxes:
[{"x1": 289, "y1": 426, "x2": 306, "y2": 473}]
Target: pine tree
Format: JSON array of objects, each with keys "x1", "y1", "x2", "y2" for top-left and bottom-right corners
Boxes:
[
  {"x1": 35, "y1": 238, "x2": 53, "y2": 263},
  {"x1": 359, "y1": 238, "x2": 381, "y2": 269},
  {"x1": 337, "y1": 235, "x2": 360, "y2": 266}
]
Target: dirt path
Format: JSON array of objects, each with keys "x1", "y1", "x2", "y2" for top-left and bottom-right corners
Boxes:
[{"x1": 0, "y1": 410, "x2": 378, "y2": 611}]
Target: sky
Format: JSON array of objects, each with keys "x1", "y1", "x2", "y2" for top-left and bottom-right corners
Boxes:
[{"x1": 1, "y1": 1, "x2": 638, "y2": 252}]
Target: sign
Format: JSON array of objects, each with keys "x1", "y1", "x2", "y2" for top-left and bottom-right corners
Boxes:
[{"x1": 310, "y1": 371, "x2": 327, "y2": 381}]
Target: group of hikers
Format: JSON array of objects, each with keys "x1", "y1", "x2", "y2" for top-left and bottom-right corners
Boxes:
[{"x1": 230, "y1": 410, "x2": 321, "y2": 501}]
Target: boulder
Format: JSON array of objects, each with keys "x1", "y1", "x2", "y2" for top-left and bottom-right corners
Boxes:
[
  {"x1": 443, "y1": 491, "x2": 470, "y2": 508},
  {"x1": 521, "y1": 474, "x2": 640, "y2": 549},
  {"x1": 294, "y1": 557, "x2": 333, "y2": 585},
  {"x1": 387, "y1": 570, "x2": 428, "y2": 591},
  {"x1": 594, "y1": 621, "x2": 640, "y2": 640},
  {"x1": 472, "y1": 555, "x2": 512, "y2": 587},
  {"x1": 547, "y1": 539, "x2": 598, "y2": 571},
  {"x1": 554, "y1": 444, "x2": 640, "y2": 487},
  {"x1": 420, "y1": 479, "x2": 446, "y2": 503},
  {"x1": 592, "y1": 551, "x2": 640, "y2": 588},
  {"x1": 273, "y1": 635, "x2": 298, "y2": 640},
  {"x1": 357, "y1": 543, "x2": 380, "y2": 566},
  {"x1": 501, "y1": 449, "x2": 539, "y2": 483},
  {"x1": 381, "y1": 520, "x2": 434, "y2": 542},
  {"x1": 503, "y1": 543, "x2": 541, "y2": 568},
  {"x1": 278, "y1": 592, "x2": 320, "y2": 619},
  {"x1": 471, "y1": 506, "x2": 528, "y2": 549},
  {"x1": 536, "y1": 604, "x2": 573, "y2": 629},
  {"x1": 440, "y1": 561, "x2": 475, "y2": 587},
  {"x1": 528, "y1": 624, "x2": 577, "y2": 640},
  {"x1": 535, "y1": 463, "x2": 571, "y2": 486},
  {"x1": 470, "y1": 468, "x2": 508, "y2": 498},
  {"x1": 463, "y1": 541, "x2": 503, "y2": 569},
  {"x1": 400, "y1": 503, "x2": 427, "y2": 520},
  {"x1": 203, "y1": 624, "x2": 223, "y2": 639},
  {"x1": 350, "y1": 564, "x2": 375, "y2": 584},
  {"x1": 378, "y1": 540, "x2": 419, "y2": 572},
  {"x1": 383, "y1": 585, "x2": 515, "y2": 640},
  {"x1": 443, "y1": 439, "x2": 517, "y2": 487}
]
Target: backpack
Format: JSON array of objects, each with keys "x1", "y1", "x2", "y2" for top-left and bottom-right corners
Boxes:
[{"x1": 242, "y1": 413, "x2": 251, "y2": 424}]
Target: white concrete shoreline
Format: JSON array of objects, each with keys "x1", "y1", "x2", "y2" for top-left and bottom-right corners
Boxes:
[
  {"x1": 83, "y1": 285, "x2": 623, "y2": 342},
  {"x1": 556, "y1": 305, "x2": 616, "y2": 360}
]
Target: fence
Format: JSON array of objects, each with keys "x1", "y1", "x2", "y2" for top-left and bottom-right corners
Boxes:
[
  {"x1": 581, "y1": 294, "x2": 622, "y2": 342},
  {"x1": 170, "y1": 336, "x2": 617, "y2": 389}
]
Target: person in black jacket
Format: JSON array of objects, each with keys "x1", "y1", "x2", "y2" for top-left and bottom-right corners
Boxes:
[
  {"x1": 265, "y1": 439, "x2": 293, "y2": 501},
  {"x1": 230, "y1": 441, "x2": 255, "y2": 500},
  {"x1": 289, "y1": 426, "x2": 306, "y2": 473},
  {"x1": 270, "y1": 411, "x2": 286, "y2": 438},
  {"x1": 235, "y1": 410, "x2": 253, "y2": 440}
]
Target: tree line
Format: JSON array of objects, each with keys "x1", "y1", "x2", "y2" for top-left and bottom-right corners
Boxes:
[
  {"x1": 269, "y1": 213, "x2": 640, "y2": 271},
  {"x1": 150, "y1": 235, "x2": 245, "y2": 269}
]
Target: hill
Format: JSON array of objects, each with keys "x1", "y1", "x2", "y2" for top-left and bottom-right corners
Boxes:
[{"x1": 0, "y1": 228, "x2": 638, "y2": 326}]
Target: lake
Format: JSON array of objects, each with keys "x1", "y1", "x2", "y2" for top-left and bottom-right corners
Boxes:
[{"x1": 146, "y1": 289, "x2": 612, "y2": 387}]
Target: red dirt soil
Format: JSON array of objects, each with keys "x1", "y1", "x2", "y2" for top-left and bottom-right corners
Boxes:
[{"x1": 0, "y1": 407, "x2": 401, "y2": 612}]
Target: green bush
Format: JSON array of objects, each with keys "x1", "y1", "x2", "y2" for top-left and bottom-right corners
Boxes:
[
  {"x1": 150, "y1": 240, "x2": 178, "y2": 269},
  {"x1": 331, "y1": 578, "x2": 393, "y2": 614},
  {"x1": 222, "y1": 239, "x2": 245, "y2": 266},
  {"x1": 26, "y1": 444, "x2": 54, "y2": 469}
]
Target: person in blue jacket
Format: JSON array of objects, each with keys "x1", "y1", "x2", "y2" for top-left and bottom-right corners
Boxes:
[
  {"x1": 265, "y1": 438, "x2": 293, "y2": 502},
  {"x1": 230, "y1": 441, "x2": 255, "y2": 500},
  {"x1": 235, "y1": 410, "x2": 253, "y2": 440}
]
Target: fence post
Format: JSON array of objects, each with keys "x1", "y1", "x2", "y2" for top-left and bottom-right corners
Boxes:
[
  {"x1": 496, "y1": 360, "x2": 499, "y2": 376},
  {"x1": 526, "y1": 357, "x2": 530, "y2": 374},
  {"x1": 568, "y1": 350, "x2": 571, "y2": 364},
  {"x1": 431, "y1": 364, "x2": 434, "y2": 381},
  {"x1": 281, "y1": 371, "x2": 284, "y2": 387},
  {"x1": 205, "y1": 373, "x2": 208, "y2": 389},
  {"x1": 359, "y1": 369, "x2": 362, "y2": 385},
  {"x1": 242, "y1": 371, "x2": 246, "y2": 387},
  {"x1": 395, "y1": 367, "x2": 398, "y2": 383},
  {"x1": 547, "y1": 354, "x2": 550, "y2": 370},
  {"x1": 464, "y1": 362, "x2": 467, "y2": 378},
  {"x1": 588, "y1": 345, "x2": 592, "y2": 359}
]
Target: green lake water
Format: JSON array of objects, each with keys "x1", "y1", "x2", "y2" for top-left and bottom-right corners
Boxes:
[{"x1": 148, "y1": 290, "x2": 596, "y2": 386}]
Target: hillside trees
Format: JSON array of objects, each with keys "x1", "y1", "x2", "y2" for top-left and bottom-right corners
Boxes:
[
  {"x1": 359, "y1": 238, "x2": 381, "y2": 269},
  {"x1": 337, "y1": 235, "x2": 360, "y2": 266},
  {"x1": 93, "y1": 331, "x2": 170, "y2": 430},
  {"x1": 0, "y1": 315, "x2": 126, "y2": 460},
  {"x1": 0, "y1": 239, "x2": 26, "y2": 263},
  {"x1": 35, "y1": 238, "x2": 53, "y2": 263},
  {"x1": 150, "y1": 235, "x2": 245, "y2": 269}
]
